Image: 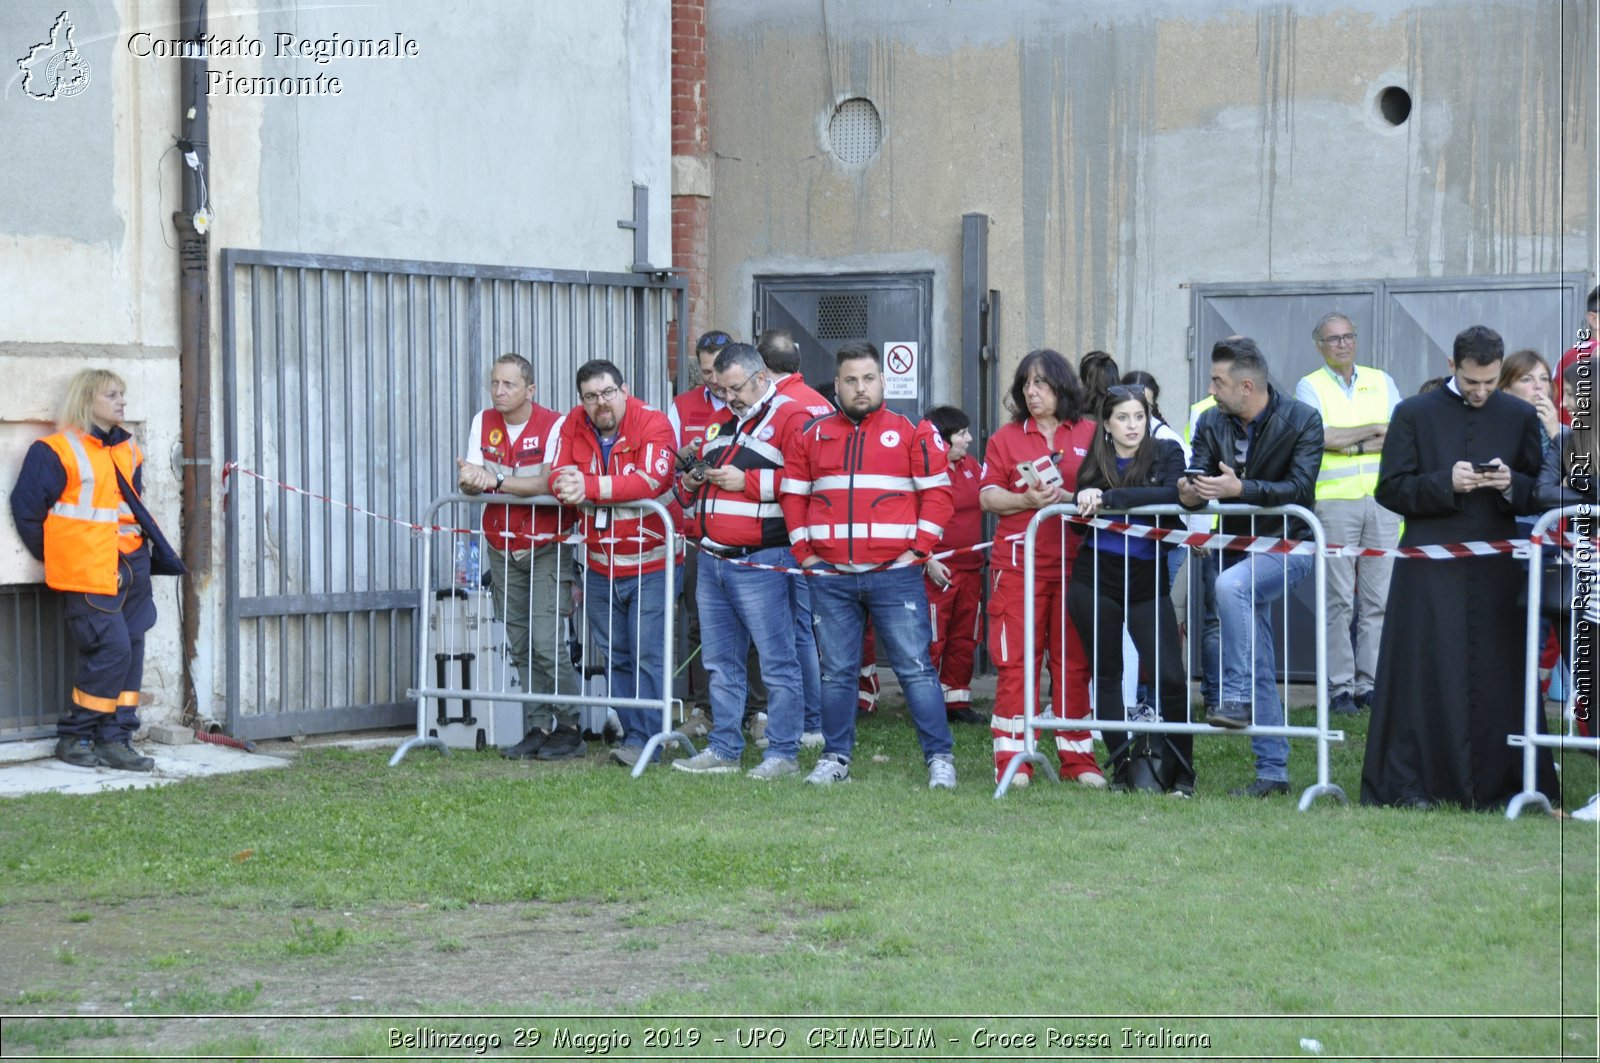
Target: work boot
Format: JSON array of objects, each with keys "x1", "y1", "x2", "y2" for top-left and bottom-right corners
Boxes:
[
  {"x1": 500, "y1": 729, "x2": 550, "y2": 759},
  {"x1": 56, "y1": 736, "x2": 103, "y2": 768},
  {"x1": 94, "y1": 740, "x2": 154, "y2": 773},
  {"x1": 534, "y1": 725, "x2": 587, "y2": 761},
  {"x1": 1207, "y1": 701, "x2": 1251, "y2": 729}
]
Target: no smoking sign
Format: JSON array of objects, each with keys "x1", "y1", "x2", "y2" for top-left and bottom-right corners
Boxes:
[{"x1": 884, "y1": 341, "x2": 918, "y2": 399}]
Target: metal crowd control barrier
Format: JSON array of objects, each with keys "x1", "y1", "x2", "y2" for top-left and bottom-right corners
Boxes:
[
  {"x1": 996, "y1": 501, "x2": 1346, "y2": 810},
  {"x1": 390, "y1": 494, "x2": 695, "y2": 775},
  {"x1": 1508, "y1": 504, "x2": 1599, "y2": 819}
]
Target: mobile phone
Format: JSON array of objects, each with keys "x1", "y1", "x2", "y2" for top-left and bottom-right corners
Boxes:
[
  {"x1": 1183, "y1": 467, "x2": 1207, "y2": 481},
  {"x1": 1016, "y1": 456, "x2": 1063, "y2": 490},
  {"x1": 1472, "y1": 461, "x2": 1497, "y2": 473}
]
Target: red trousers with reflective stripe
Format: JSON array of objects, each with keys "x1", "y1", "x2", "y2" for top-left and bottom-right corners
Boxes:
[
  {"x1": 928, "y1": 568, "x2": 982, "y2": 713},
  {"x1": 986, "y1": 566, "x2": 1093, "y2": 781}
]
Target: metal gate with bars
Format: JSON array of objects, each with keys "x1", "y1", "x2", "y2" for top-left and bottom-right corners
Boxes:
[{"x1": 221, "y1": 249, "x2": 685, "y2": 740}]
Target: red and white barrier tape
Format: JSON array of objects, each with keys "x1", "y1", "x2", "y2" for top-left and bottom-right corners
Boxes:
[
  {"x1": 221, "y1": 463, "x2": 1588, "y2": 576},
  {"x1": 220, "y1": 463, "x2": 582, "y2": 546}
]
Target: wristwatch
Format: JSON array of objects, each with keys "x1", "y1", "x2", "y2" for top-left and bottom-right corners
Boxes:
[
  {"x1": 494, "y1": 472, "x2": 506, "y2": 491},
  {"x1": 911, "y1": 548, "x2": 929, "y2": 559}
]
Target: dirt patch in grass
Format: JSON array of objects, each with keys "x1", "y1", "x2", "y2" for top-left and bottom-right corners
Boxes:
[{"x1": 1, "y1": 897, "x2": 796, "y2": 1019}]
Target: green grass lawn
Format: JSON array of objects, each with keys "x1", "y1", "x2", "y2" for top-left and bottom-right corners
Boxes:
[{"x1": 0, "y1": 701, "x2": 1595, "y2": 1059}]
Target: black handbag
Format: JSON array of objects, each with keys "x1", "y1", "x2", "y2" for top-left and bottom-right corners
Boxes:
[
  {"x1": 1519, "y1": 555, "x2": 1575, "y2": 618},
  {"x1": 1107, "y1": 729, "x2": 1194, "y2": 794}
]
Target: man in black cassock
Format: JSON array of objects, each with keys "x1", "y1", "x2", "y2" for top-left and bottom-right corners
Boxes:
[{"x1": 1361, "y1": 325, "x2": 1560, "y2": 810}]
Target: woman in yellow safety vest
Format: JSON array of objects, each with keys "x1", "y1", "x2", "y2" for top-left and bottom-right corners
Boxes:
[{"x1": 10, "y1": 369, "x2": 185, "y2": 771}]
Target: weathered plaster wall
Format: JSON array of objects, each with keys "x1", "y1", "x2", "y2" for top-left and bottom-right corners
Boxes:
[
  {"x1": 0, "y1": 0, "x2": 186, "y2": 716},
  {"x1": 707, "y1": 0, "x2": 1595, "y2": 411}
]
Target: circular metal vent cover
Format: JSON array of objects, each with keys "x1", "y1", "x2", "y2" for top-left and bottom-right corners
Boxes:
[{"x1": 828, "y1": 97, "x2": 882, "y2": 164}]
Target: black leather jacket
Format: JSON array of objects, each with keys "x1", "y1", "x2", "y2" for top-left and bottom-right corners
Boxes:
[
  {"x1": 1185, "y1": 385, "x2": 1324, "y2": 541},
  {"x1": 1534, "y1": 427, "x2": 1597, "y2": 511}
]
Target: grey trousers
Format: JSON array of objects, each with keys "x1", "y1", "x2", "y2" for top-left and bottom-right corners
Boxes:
[
  {"x1": 486, "y1": 545, "x2": 582, "y2": 729},
  {"x1": 1318, "y1": 495, "x2": 1401, "y2": 697}
]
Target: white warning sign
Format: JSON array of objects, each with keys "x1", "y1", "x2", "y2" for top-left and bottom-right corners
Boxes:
[{"x1": 884, "y1": 341, "x2": 918, "y2": 399}]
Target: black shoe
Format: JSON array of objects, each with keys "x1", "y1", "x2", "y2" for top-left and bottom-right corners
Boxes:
[
  {"x1": 1329, "y1": 691, "x2": 1360, "y2": 716},
  {"x1": 947, "y1": 708, "x2": 988, "y2": 725},
  {"x1": 56, "y1": 736, "x2": 103, "y2": 768},
  {"x1": 1354, "y1": 690, "x2": 1374, "y2": 710},
  {"x1": 94, "y1": 740, "x2": 154, "y2": 773},
  {"x1": 1397, "y1": 796, "x2": 1435, "y2": 811},
  {"x1": 500, "y1": 729, "x2": 550, "y2": 759},
  {"x1": 1229, "y1": 778, "x2": 1290, "y2": 798},
  {"x1": 534, "y1": 725, "x2": 587, "y2": 761},
  {"x1": 1208, "y1": 701, "x2": 1251, "y2": 729}
]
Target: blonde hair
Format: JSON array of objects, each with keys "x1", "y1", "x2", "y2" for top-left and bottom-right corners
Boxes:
[{"x1": 57, "y1": 368, "x2": 128, "y2": 433}]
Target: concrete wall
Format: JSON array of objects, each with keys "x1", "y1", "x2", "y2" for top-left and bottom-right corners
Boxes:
[
  {"x1": 705, "y1": 0, "x2": 1596, "y2": 413},
  {"x1": 0, "y1": 0, "x2": 672, "y2": 729}
]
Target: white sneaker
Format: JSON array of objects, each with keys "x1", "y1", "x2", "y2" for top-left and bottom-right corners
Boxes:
[
  {"x1": 1074, "y1": 771, "x2": 1108, "y2": 789},
  {"x1": 800, "y1": 730, "x2": 825, "y2": 748},
  {"x1": 1009, "y1": 772, "x2": 1031, "y2": 789},
  {"x1": 751, "y1": 711, "x2": 769, "y2": 749},
  {"x1": 679, "y1": 707, "x2": 712, "y2": 739},
  {"x1": 672, "y1": 748, "x2": 741, "y2": 774},
  {"x1": 748, "y1": 757, "x2": 799, "y2": 781},
  {"x1": 927, "y1": 753, "x2": 957, "y2": 790},
  {"x1": 1573, "y1": 793, "x2": 1600, "y2": 822},
  {"x1": 804, "y1": 753, "x2": 850, "y2": 785}
]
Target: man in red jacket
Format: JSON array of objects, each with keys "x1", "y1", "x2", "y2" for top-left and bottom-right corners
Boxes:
[
  {"x1": 456, "y1": 354, "x2": 585, "y2": 760},
  {"x1": 673, "y1": 342, "x2": 814, "y2": 778},
  {"x1": 756, "y1": 328, "x2": 831, "y2": 745},
  {"x1": 549, "y1": 360, "x2": 680, "y2": 768},
  {"x1": 669, "y1": 329, "x2": 732, "y2": 739},
  {"x1": 780, "y1": 341, "x2": 958, "y2": 789}
]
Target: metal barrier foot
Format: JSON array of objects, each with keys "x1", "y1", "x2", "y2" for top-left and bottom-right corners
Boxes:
[
  {"x1": 632, "y1": 734, "x2": 673, "y2": 778},
  {"x1": 1505, "y1": 791, "x2": 1554, "y2": 820},
  {"x1": 993, "y1": 752, "x2": 1056, "y2": 798},
  {"x1": 1296, "y1": 783, "x2": 1347, "y2": 811},
  {"x1": 388, "y1": 735, "x2": 450, "y2": 767}
]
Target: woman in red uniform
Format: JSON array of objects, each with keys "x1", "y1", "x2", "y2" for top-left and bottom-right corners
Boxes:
[
  {"x1": 10, "y1": 369, "x2": 185, "y2": 770},
  {"x1": 980, "y1": 349, "x2": 1099, "y2": 786},
  {"x1": 922, "y1": 405, "x2": 986, "y2": 724}
]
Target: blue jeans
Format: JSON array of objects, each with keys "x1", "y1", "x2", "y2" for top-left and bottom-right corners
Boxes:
[
  {"x1": 697, "y1": 548, "x2": 803, "y2": 760},
  {"x1": 791, "y1": 574, "x2": 822, "y2": 733},
  {"x1": 1196, "y1": 548, "x2": 1222, "y2": 709},
  {"x1": 585, "y1": 565, "x2": 675, "y2": 748},
  {"x1": 809, "y1": 564, "x2": 953, "y2": 761},
  {"x1": 1215, "y1": 551, "x2": 1312, "y2": 783}
]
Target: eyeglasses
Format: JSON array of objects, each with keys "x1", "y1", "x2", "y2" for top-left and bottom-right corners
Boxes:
[
  {"x1": 696, "y1": 331, "x2": 732, "y2": 351},
  {"x1": 721, "y1": 374, "x2": 763, "y2": 397},
  {"x1": 1106, "y1": 384, "x2": 1146, "y2": 399},
  {"x1": 580, "y1": 385, "x2": 621, "y2": 406},
  {"x1": 1319, "y1": 332, "x2": 1357, "y2": 346}
]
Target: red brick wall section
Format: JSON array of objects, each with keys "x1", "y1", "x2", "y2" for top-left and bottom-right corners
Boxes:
[{"x1": 671, "y1": 0, "x2": 709, "y2": 382}]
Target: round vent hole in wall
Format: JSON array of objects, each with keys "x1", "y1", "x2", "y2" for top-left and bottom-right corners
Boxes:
[
  {"x1": 828, "y1": 97, "x2": 882, "y2": 164},
  {"x1": 1377, "y1": 86, "x2": 1412, "y2": 126}
]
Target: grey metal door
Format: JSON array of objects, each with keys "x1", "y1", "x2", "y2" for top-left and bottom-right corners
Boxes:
[
  {"x1": 753, "y1": 272, "x2": 934, "y2": 421},
  {"x1": 221, "y1": 249, "x2": 684, "y2": 740},
  {"x1": 1190, "y1": 272, "x2": 1590, "y2": 682}
]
